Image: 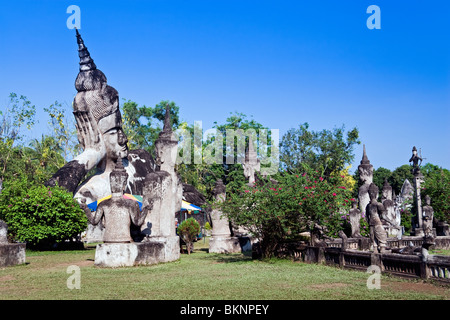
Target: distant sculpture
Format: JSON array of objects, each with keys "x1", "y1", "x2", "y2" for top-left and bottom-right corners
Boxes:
[
  {"x1": 242, "y1": 136, "x2": 260, "y2": 186},
  {"x1": 0, "y1": 220, "x2": 8, "y2": 244},
  {"x1": 357, "y1": 145, "x2": 373, "y2": 216},
  {"x1": 381, "y1": 179, "x2": 402, "y2": 237},
  {"x1": 142, "y1": 105, "x2": 182, "y2": 237},
  {"x1": 422, "y1": 195, "x2": 434, "y2": 238},
  {"x1": 81, "y1": 159, "x2": 146, "y2": 243},
  {"x1": 349, "y1": 201, "x2": 363, "y2": 238},
  {"x1": 409, "y1": 146, "x2": 423, "y2": 175},
  {"x1": 366, "y1": 183, "x2": 388, "y2": 253},
  {"x1": 45, "y1": 29, "x2": 155, "y2": 212}
]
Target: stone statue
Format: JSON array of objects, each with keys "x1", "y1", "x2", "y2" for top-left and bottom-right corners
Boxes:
[
  {"x1": 409, "y1": 146, "x2": 423, "y2": 175},
  {"x1": 366, "y1": 183, "x2": 388, "y2": 253},
  {"x1": 349, "y1": 201, "x2": 363, "y2": 238},
  {"x1": 422, "y1": 195, "x2": 434, "y2": 238},
  {"x1": 357, "y1": 145, "x2": 373, "y2": 217},
  {"x1": 381, "y1": 179, "x2": 402, "y2": 237},
  {"x1": 242, "y1": 136, "x2": 260, "y2": 186},
  {"x1": 81, "y1": 159, "x2": 146, "y2": 243},
  {"x1": 0, "y1": 220, "x2": 8, "y2": 244},
  {"x1": 45, "y1": 29, "x2": 156, "y2": 208}
]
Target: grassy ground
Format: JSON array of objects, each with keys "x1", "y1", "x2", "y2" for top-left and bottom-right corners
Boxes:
[{"x1": 0, "y1": 237, "x2": 449, "y2": 300}]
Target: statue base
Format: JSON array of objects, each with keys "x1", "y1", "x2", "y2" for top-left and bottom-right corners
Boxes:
[
  {"x1": 209, "y1": 236, "x2": 241, "y2": 253},
  {"x1": 0, "y1": 243, "x2": 26, "y2": 267},
  {"x1": 143, "y1": 236, "x2": 181, "y2": 263},
  {"x1": 95, "y1": 241, "x2": 169, "y2": 267}
]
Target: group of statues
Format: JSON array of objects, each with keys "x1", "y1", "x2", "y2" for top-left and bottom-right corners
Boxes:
[
  {"x1": 348, "y1": 145, "x2": 436, "y2": 253},
  {"x1": 46, "y1": 29, "x2": 182, "y2": 248}
]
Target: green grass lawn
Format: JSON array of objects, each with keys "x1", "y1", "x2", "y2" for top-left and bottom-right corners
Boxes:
[{"x1": 1, "y1": 237, "x2": 449, "y2": 300}]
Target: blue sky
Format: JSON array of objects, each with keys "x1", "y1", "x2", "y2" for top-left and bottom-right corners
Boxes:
[{"x1": 0, "y1": 0, "x2": 449, "y2": 173}]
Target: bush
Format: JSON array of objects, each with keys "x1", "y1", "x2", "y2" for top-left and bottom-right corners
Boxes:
[
  {"x1": 177, "y1": 217, "x2": 200, "y2": 254},
  {"x1": 0, "y1": 178, "x2": 88, "y2": 248},
  {"x1": 218, "y1": 165, "x2": 354, "y2": 258}
]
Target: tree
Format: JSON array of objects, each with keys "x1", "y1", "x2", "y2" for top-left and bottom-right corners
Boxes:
[
  {"x1": 390, "y1": 164, "x2": 414, "y2": 195},
  {"x1": 421, "y1": 165, "x2": 450, "y2": 223},
  {"x1": 0, "y1": 93, "x2": 36, "y2": 186},
  {"x1": 280, "y1": 123, "x2": 360, "y2": 178},
  {"x1": 219, "y1": 164, "x2": 354, "y2": 258},
  {"x1": 121, "y1": 99, "x2": 179, "y2": 158},
  {"x1": 373, "y1": 167, "x2": 392, "y2": 191},
  {"x1": 177, "y1": 217, "x2": 200, "y2": 254}
]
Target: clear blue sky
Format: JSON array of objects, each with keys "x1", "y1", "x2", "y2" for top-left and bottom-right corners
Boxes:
[{"x1": 1, "y1": 0, "x2": 449, "y2": 173}]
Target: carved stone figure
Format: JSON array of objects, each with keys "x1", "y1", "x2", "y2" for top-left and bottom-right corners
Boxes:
[
  {"x1": 381, "y1": 179, "x2": 402, "y2": 237},
  {"x1": 349, "y1": 201, "x2": 363, "y2": 238},
  {"x1": 81, "y1": 159, "x2": 146, "y2": 243},
  {"x1": 0, "y1": 220, "x2": 8, "y2": 244},
  {"x1": 409, "y1": 146, "x2": 423, "y2": 175},
  {"x1": 422, "y1": 195, "x2": 434, "y2": 238},
  {"x1": 357, "y1": 145, "x2": 373, "y2": 217},
  {"x1": 45, "y1": 29, "x2": 155, "y2": 211},
  {"x1": 366, "y1": 183, "x2": 388, "y2": 253},
  {"x1": 242, "y1": 136, "x2": 260, "y2": 186},
  {"x1": 209, "y1": 179, "x2": 241, "y2": 253}
]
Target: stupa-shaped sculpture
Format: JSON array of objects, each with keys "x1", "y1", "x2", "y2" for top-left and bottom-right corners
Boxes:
[
  {"x1": 242, "y1": 136, "x2": 260, "y2": 186},
  {"x1": 357, "y1": 145, "x2": 373, "y2": 217},
  {"x1": 141, "y1": 104, "x2": 181, "y2": 262},
  {"x1": 209, "y1": 179, "x2": 241, "y2": 253}
]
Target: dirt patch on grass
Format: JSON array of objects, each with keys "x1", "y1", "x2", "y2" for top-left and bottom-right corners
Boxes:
[
  {"x1": 383, "y1": 280, "x2": 450, "y2": 298},
  {"x1": 308, "y1": 282, "x2": 349, "y2": 290},
  {"x1": 0, "y1": 275, "x2": 15, "y2": 282}
]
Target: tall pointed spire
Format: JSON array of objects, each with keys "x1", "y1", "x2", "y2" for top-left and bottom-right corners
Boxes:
[
  {"x1": 163, "y1": 103, "x2": 172, "y2": 132},
  {"x1": 360, "y1": 144, "x2": 371, "y2": 165},
  {"x1": 75, "y1": 28, "x2": 97, "y2": 72}
]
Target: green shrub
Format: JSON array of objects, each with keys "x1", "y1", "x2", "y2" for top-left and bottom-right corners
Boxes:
[
  {"x1": 0, "y1": 178, "x2": 87, "y2": 248},
  {"x1": 177, "y1": 217, "x2": 200, "y2": 254}
]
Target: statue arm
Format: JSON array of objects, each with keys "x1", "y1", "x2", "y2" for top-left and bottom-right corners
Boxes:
[{"x1": 132, "y1": 202, "x2": 148, "y2": 227}]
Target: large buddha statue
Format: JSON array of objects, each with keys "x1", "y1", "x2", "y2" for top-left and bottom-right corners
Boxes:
[{"x1": 45, "y1": 30, "x2": 156, "y2": 206}]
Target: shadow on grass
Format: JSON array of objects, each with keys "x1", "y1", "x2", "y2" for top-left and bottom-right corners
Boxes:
[{"x1": 196, "y1": 250, "x2": 253, "y2": 264}]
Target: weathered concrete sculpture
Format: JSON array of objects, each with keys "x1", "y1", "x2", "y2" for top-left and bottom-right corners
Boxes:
[
  {"x1": 81, "y1": 159, "x2": 146, "y2": 243},
  {"x1": 409, "y1": 146, "x2": 423, "y2": 176},
  {"x1": 409, "y1": 147, "x2": 425, "y2": 236},
  {"x1": 140, "y1": 105, "x2": 181, "y2": 262},
  {"x1": 349, "y1": 201, "x2": 363, "y2": 238},
  {"x1": 357, "y1": 145, "x2": 373, "y2": 217},
  {"x1": 45, "y1": 30, "x2": 155, "y2": 241},
  {"x1": 422, "y1": 195, "x2": 434, "y2": 238},
  {"x1": 381, "y1": 179, "x2": 402, "y2": 237},
  {"x1": 209, "y1": 179, "x2": 241, "y2": 253},
  {"x1": 366, "y1": 183, "x2": 388, "y2": 253},
  {"x1": 0, "y1": 220, "x2": 26, "y2": 267},
  {"x1": 242, "y1": 136, "x2": 260, "y2": 186}
]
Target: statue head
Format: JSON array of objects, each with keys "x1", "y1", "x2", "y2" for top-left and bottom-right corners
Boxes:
[
  {"x1": 368, "y1": 183, "x2": 379, "y2": 201},
  {"x1": 72, "y1": 29, "x2": 129, "y2": 162},
  {"x1": 412, "y1": 146, "x2": 417, "y2": 156},
  {"x1": 382, "y1": 179, "x2": 393, "y2": 201},
  {"x1": 109, "y1": 159, "x2": 128, "y2": 195},
  {"x1": 358, "y1": 145, "x2": 373, "y2": 184},
  {"x1": 155, "y1": 104, "x2": 178, "y2": 171}
]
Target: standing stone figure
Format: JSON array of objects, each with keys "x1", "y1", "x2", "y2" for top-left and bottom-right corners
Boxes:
[
  {"x1": 357, "y1": 145, "x2": 374, "y2": 217},
  {"x1": 209, "y1": 179, "x2": 241, "y2": 253},
  {"x1": 422, "y1": 195, "x2": 434, "y2": 239},
  {"x1": 409, "y1": 146, "x2": 423, "y2": 175},
  {"x1": 349, "y1": 201, "x2": 363, "y2": 238},
  {"x1": 366, "y1": 183, "x2": 388, "y2": 253},
  {"x1": 242, "y1": 136, "x2": 260, "y2": 186},
  {"x1": 381, "y1": 179, "x2": 402, "y2": 237},
  {"x1": 0, "y1": 220, "x2": 8, "y2": 244},
  {"x1": 81, "y1": 159, "x2": 146, "y2": 243}
]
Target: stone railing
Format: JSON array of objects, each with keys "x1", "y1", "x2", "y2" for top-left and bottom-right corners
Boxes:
[{"x1": 303, "y1": 246, "x2": 450, "y2": 284}]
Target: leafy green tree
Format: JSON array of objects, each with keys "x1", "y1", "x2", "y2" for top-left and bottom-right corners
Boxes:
[
  {"x1": 0, "y1": 93, "x2": 36, "y2": 185},
  {"x1": 390, "y1": 164, "x2": 414, "y2": 195},
  {"x1": 218, "y1": 164, "x2": 354, "y2": 258},
  {"x1": 177, "y1": 217, "x2": 200, "y2": 254},
  {"x1": 0, "y1": 178, "x2": 87, "y2": 248},
  {"x1": 422, "y1": 166, "x2": 450, "y2": 223},
  {"x1": 280, "y1": 123, "x2": 360, "y2": 178},
  {"x1": 373, "y1": 167, "x2": 392, "y2": 191}
]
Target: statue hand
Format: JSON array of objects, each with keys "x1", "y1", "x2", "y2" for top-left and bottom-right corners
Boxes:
[{"x1": 74, "y1": 111, "x2": 107, "y2": 171}]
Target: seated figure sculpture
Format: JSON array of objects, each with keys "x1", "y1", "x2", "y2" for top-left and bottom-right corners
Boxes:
[
  {"x1": 80, "y1": 158, "x2": 146, "y2": 243},
  {"x1": 366, "y1": 183, "x2": 388, "y2": 253}
]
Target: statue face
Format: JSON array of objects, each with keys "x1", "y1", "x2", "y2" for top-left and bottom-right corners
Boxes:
[
  {"x1": 110, "y1": 171, "x2": 127, "y2": 194},
  {"x1": 155, "y1": 140, "x2": 178, "y2": 170},
  {"x1": 98, "y1": 110, "x2": 128, "y2": 161},
  {"x1": 358, "y1": 167, "x2": 373, "y2": 183}
]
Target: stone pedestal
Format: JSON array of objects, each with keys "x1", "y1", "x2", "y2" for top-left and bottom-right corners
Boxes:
[
  {"x1": 94, "y1": 239, "x2": 180, "y2": 267},
  {"x1": 0, "y1": 243, "x2": 26, "y2": 267},
  {"x1": 209, "y1": 236, "x2": 241, "y2": 254}
]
